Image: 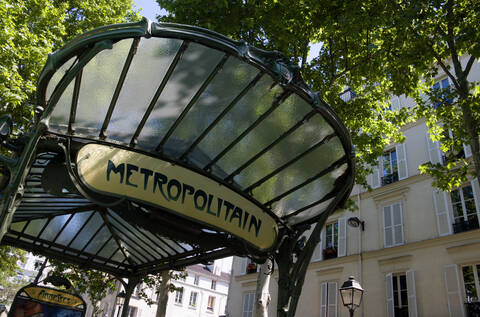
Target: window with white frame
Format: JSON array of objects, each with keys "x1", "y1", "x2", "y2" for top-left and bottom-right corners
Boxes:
[
  {"x1": 370, "y1": 144, "x2": 408, "y2": 188},
  {"x1": 433, "y1": 179, "x2": 480, "y2": 236},
  {"x1": 462, "y1": 264, "x2": 480, "y2": 302},
  {"x1": 426, "y1": 130, "x2": 472, "y2": 167},
  {"x1": 383, "y1": 202, "x2": 404, "y2": 248},
  {"x1": 175, "y1": 289, "x2": 183, "y2": 304},
  {"x1": 242, "y1": 293, "x2": 255, "y2": 317},
  {"x1": 320, "y1": 282, "x2": 337, "y2": 317},
  {"x1": 321, "y1": 218, "x2": 347, "y2": 259},
  {"x1": 386, "y1": 271, "x2": 417, "y2": 317},
  {"x1": 239, "y1": 257, "x2": 259, "y2": 275},
  {"x1": 211, "y1": 279, "x2": 216, "y2": 290},
  {"x1": 189, "y1": 291, "x2": 198, "y2": 308},
  {"x1": 207, "y1": 296, "x2": 215, "y2": 312},
  {"x1": 432, "y1": 78, "x2": 452, "y2": 108},
  {"x1": 450, "y1": 184, "x2": 479, "y2": 233},
  {"x1": 193, "y1": 275, "x2": 199, "y2": 286}
]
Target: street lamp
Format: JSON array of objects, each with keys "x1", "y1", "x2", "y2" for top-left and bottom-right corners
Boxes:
[
  {"x1": 116, "y1": 291, "x2": 126, "y2": 317},
  {"x1": 339, "y1": 276, "x2": 364, "y2": 317}
]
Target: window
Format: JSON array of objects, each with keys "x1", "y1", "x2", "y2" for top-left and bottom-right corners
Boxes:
[
  {"x1": 242, "y1": 293, "x2": 254, "y2": 317},
  {"x1": 211, "y1": 279, "x2": 216, "y2": 290},
  {"x1": 193, "y1": 275, "x2": 199, "y2": 286},
  {"x1": 207, "y1": 296, "x2": 215, "y2": 312},
  {"x1": 432, "y1": 78, "x2": 452, "y2": 108},
  {"x1": 426, "y1": 130, "x2": 471, "y2": 167},
  {"x1": 127, "y1": 306, "x2": 137, "y2": 317},
  {"x1": 323, "y1": 222, "x2": 338, "y2": 259},
  {"x1": 450, "y1": 184, "x2": 479, "y2": 233},
  {"x1": 320, "y1": 282, "x2": 337, "y2": 317},
  {"x1": 386, "y1": 271, "x2": 417, "y2": 317},
  {"x1": 240, "y1": 258, "x2": 259, "y2": 275},
  {"x1": 462, "y1": 264, "x2": 480, "y2": 302},
  {"x1": 189, "y1": 291, "x2": 198, "y2": 308},
  {"x1": 175, "y1": 289, "x2": 183, "y2": 304},
  {"x1": 382, "y1": 150, "x2": 398, "y2": 185},
  {"x1": 370, "y1": 144, "x2": 407, "y2": 188},
  {"x1": 383, "y1": 202, "x2": 404, "y2": 247}
]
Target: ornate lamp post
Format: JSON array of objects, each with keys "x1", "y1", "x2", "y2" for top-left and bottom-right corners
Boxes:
[
  {"x1": 116, "y1": 291, "x2": 126, "y2": 317},
  {"x1": 339, "y1": 276, "x2": 364, "y2": 317}
]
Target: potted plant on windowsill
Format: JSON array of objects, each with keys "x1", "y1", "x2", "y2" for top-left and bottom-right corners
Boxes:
[
  {"x1": 246, "y1": 262, "x2": 258, "y2": 274},
  {"x1": 323, "y1": 247, "x2": 337, "y2": 259}
]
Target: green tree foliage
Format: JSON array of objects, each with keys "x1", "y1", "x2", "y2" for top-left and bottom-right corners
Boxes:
[
  {"x1": 0, "y1": 246, "x2": 26, "y2": 304},
  {"x1": 0, "y1": 0, "x2": 139, "y2": 129},
  {"x1": 48, "y1": 259, "x2": 117, "y2": 317}
]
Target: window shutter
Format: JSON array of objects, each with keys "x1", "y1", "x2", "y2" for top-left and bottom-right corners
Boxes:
[
  {"x1": 372, "y1": 157, "x2": 381, "y2": 188},
  {"x1": 444, "y1": 264, "x2": 465, "y2": 317},
  {"x1": 392, "y1": 203, "x2": 404, "y2": 245},
  {"x1": 321, "y1": 282, "x2": 328, "y2": 317},
  {"x1": 383, "y1": 205, "x2": 393, "y2": 247},
  {"x1": 463, "y1": 143, "x2": 472, "y2": 158},
  {"x1": 396, "y1": 143, "x2": 408, "y2": 180},
  {"x1": 240, "y1": 257, "x2": 247, "y2": 275},
  {"x1": 471, "y1": 178, "x2": 480, "y2": 226},
  {"x1": 426, "y1": 132, "x2": 442, "y2": 164},
  {"x1": 312, "y1": 229, "x2": 323, "y2": 261},
  {"x1": 386, "y1": 273, "x2": 394, "y2": 317},
  {"x1": 433, "y1": 190, "x2": 452, "y2": 236},
  {"x1": 327, "y1": 282, "x2": 338, "y2": 317},
  {"x1": 406, "y1": 270, "x2": 418, "y2": 317},
  {"x1": 391, "y1": 96, "x2": 401, "y2": 111},
  {"x1": 337, "y1": 218, "x2": 347, "y2": 257}
]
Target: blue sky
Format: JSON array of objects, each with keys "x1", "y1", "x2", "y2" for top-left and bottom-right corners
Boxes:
[{"x1": 133, "y1": 0, "x2": 164, "y2": 21}]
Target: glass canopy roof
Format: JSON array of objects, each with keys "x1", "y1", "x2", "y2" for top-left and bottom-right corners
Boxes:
[{"x1": 0, "y1": 18, "x2": 354, "y2": 277}]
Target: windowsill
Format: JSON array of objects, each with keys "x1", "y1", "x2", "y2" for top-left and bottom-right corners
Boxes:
[
  {"x1": 188, "y1": 306, "x2": 197, "y2": 310},
  {"x1": 206, "y1": 309, "x2": 214, "y2": 314},
  {"x1": 174, "y1": 303, "x2": 183, "y2": 307}
]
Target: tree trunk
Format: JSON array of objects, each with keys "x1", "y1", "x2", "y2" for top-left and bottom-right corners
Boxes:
[
  {"x1": 254, "y1": 259, "x2": 272, "y2": 317},
  {"x1": 155, "y1": 271, "x2": 171, "y2": 317},
  {"x1": 276, "y1": 212, "x2": 329, "y2": 317}
]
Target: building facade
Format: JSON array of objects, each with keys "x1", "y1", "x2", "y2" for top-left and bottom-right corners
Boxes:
[
  {"x1": 111, "y1": 260, "x2": 230, "y2": 317},
  {"x1": 227, "y1": 55, "x2": 480, "y2": 317}
]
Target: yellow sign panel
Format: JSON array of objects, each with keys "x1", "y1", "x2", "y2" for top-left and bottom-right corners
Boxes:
[
  {"x1": 76, "y1": 144, "x2": 278, "y2": 250},
  {"x1": 23, "y1": 287, "x2": 83, "y2": 307}
]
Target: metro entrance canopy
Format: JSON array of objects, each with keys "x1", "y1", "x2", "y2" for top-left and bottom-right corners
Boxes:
[{"x1": 0, "y1": 18, "x2": 354, "y2": 277}]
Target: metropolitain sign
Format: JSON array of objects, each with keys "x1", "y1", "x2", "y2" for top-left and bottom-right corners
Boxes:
[{"x1": 76, "y1": 144, "x2": 278, "y2": 250}]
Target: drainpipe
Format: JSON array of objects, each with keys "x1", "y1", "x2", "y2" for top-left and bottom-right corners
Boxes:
[{"x1": 357, "y1": 193, "x2": 364, "y2": 317}]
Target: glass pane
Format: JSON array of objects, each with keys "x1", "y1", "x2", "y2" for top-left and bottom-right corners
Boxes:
[
  {"x1": 107, "y1": 214, "x2": 159, "y2": 260},
  {"x1": 70, "y1": 213, "x2": 103, "y2": 250},
  {"x1": 106, "y1": 38, "x2": 183, "y2": 143},
  {"x1": 253, "y1": 136, "x2": 344, "y2": 205},
  {"x1": 56, "y1": 211, "x2": 94, "y2": 246},
  {"x1": 286, "y1": 198, "x2": 334, "y2": 225},
  {"x1": 73, "y1": 39, "x2": 133, "y2": 136},
  {"x1": 46, "y1": 57, "x2": 77, "y2": 102},
  {"x1": 215, "y1": 94, "x2": 312, "y2": 175},
  {"x1": 49, "y1": 80, "x2": 75, "y2": 132},
  {"x1": 463, "y1": 266, "x2": 478, "y2": 299},
  {"x1": 234, "y1": 114, "x2": 335, "y2": 189},
  {"x1": 165, "y1": 58, "x2": 260, "y2": 158},
  {"x1": 97, "y1": 237, "x2": 119, "y2": 260},
  {"x1": 272, "y1": 163, "x2": 348, "y2": 217},
  {"x1": 110, "y1": 249, "x2": 126, "y2": 263},
  {"x1": 84, "y1": 226, "x2": 111, "y2": 254},
  {"x1": 195, "y1": 76, "x2": 283, "y2": 169},
  {"x1": 9, "y1": 221, "x2": 26, "y2": 232},
  {"x1": 136, "y1": 42, "x2": 224, "y2": 150},
  {"x1": 39, "y1": 215, "x2": 71, "y2": 241},
  {"x1": 451, "y1": 189, "x2": 461, "y2": 204},
  {"x1": 111, "y1": 229, "x2": 153, "y2": 262}
]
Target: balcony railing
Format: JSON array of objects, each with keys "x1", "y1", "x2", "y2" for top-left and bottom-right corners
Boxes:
[
  {"x1": 381, "y1": 172, "x2": 399, "y2": 186},
  {"x1": 453, "y1": 219, "x2": 480, "y2": 234},
  {"x1": 465, "y1": 301, "x2": 480, "y2": 317},
  {"x1": 323, "y1": 247, "x2": 337, "y2": 260}
]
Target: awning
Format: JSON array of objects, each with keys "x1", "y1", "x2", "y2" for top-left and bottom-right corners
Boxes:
[{"x1": 0, "y1": 18, "x2": 354, "y2": 277}]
